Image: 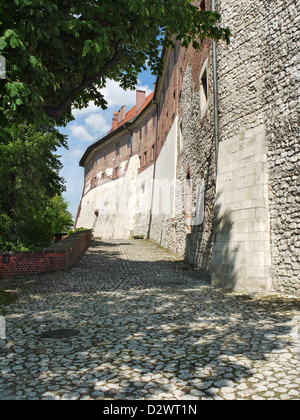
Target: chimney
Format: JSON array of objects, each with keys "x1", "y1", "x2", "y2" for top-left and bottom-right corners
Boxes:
[
  {"x1": 118, "y1": 105, "x2": 126, "y2": 123},
  {"x1": 120, "y1": 105, "x2": 126, "y2": 121},
  {"x1": 136, "y1": 90, "x2": 146, "y2": 112},
  {"x1": 112, "y1": 112, "x2": 118, "y2": 130}
]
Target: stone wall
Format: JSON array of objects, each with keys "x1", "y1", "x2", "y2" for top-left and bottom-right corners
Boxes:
[
  {"x1": 74, "y1": 0, "x2": 299, "y2": 295},
  {"x1": 260, "y1": 0, "x2": 300, "y2": 294},
  {"x1": 175, "y1": 40, "x2": 216, "y2": 271},
  {"x1": 213, "y1": 0, "x2": 300, "y2": 293},
  {"x1": 211, "y1": 125, "x2": 272, "y2": 292}
]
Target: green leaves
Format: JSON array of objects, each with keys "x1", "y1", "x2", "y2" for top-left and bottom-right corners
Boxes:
[
  {"x1": 0, "y1": 0, "x2": 231, "y2": 126},
  {"x1": 4, "y1": 81, "x2": 31, "y2": 111},
  {"x1": 0, "y1": 29, "x2": 25, "y2": 50},
  {"x1": 0, "y1": 123, "x2": 71, "y2": 252}
]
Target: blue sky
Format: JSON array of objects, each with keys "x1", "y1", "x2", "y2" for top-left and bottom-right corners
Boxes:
[{"x1": 58, "y1": 69, "x2": 156, "y2": 220}]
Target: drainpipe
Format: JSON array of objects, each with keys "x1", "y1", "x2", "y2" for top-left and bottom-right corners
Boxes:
[
  {"x1": 212, "y1": 0, "x2": 220, "y2": 175},
  {"x1": 123, "y1": 124, "x2": 133, "y2": 157},
  {"x1": 147, "y1": 101, "x2": 159, "y2": 239}
]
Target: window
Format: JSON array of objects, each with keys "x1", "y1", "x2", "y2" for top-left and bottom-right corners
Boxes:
[
  {"x1": 113, "y1": 167, "x2": 119, "y2": 178},
  {"x1": 145, "y1": 122, "x2": 148, "y2": 136},
  {"x1": 200, "y1": 60, "x2": 209, "y2": 118},
  {"x1": 201, "y1": 69, "x2": 208, "y2": 103},
  {"x1": 104, "y1": 151, "x2": 107, "y2": 161},
  {"x1": 139, "y1": 128, "x2": 142, "y2": 140},
  {"x1": 143, "y1": 151, "x2": 147, "y2": 166},
  {"x1": 115, "y1": 142, "x2": 120, "y2": 155},
  {"x1": 151, "y1": 144, "x2": 155, "y2": 161}
]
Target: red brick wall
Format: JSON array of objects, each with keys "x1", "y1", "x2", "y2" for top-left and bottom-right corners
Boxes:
[
  {"x1": 0, "y1": 251, "x2": 66, "y2": 278},
  {"x1": 133, "y1": 107, "x2": 157, "y2": 174},
  {"x1": 0, "y1": 230, "x2": 92, "y2": 278},
  {"x1": 66, "y1": 229, "x2": 92, "y2": 269},
  {"x1": 84, "y1": 131, "x2": 132, "y2": 191}
]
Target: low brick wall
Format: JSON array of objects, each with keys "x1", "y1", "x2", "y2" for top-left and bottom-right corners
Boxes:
[{"x1": 0, "y1": 230, "x2": 92, "y2": 278}]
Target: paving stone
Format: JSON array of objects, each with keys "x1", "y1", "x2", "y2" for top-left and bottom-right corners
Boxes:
[{"x1": 0, "y1": 239, "x2": 299, "y2": 400}]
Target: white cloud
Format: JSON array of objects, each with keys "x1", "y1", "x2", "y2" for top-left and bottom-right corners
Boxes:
[
  {"x1": 85, "y1": 113, "x2": 110, "y2": 135},
  {"x1": 69, "y1": 124, "x2": 93, "y2": 142},
  {"x1": 67, "y1": 148, "x2": 84, "y2": 158},
  {"x1": 72, "y1": 101, "x2": 99, "y2": 117},
  {"x1": 101, "y1": 79, "x2": 152, "y2": 109},
  {"x1": 69, "y1": 79, "x2": 153, "y2": 146},
  {"x1": 71, "y1": 78, "x2": 153, "y2": 119}
]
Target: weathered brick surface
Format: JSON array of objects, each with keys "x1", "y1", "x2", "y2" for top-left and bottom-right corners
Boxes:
[
  {"x1": 0, "y1": 230, "x2": 92, "y2": 278},
  {"x1": 0, "y1": 251, "x2": 66, "y2": 278}
]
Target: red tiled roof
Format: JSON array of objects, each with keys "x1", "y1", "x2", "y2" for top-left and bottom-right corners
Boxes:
[
  {"x1": 110, "y1": 91, "x2": 154, "y2": 133},
  {"x1": 79, "y1": 91, "x2": 154, "y2": 167}
]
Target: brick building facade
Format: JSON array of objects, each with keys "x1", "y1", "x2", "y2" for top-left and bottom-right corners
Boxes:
[{"x1": 75, "y1": 0, "x2": 300, "y2": 295}]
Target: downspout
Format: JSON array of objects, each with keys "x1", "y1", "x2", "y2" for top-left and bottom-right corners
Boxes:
[
  {"x1": 147, "y1": 101, "x2": 159, "y2": 239},
  {"x1": 212, "y1": 0, "x2": 220, "y2": 175},
  {"x1": 73, "y1": 173, "x2": 86, "y2": 230},
  {"x1": 123, "y1": 124, "x2": 133, "y2": 157}
]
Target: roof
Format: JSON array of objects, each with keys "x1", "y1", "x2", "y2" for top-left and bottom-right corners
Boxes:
[
  {"x1": 79, "y1": 91, "x2": 154, "y2": 167},
  {"x1": 111, "y1": 91, "x2": 154, "y2": 132}
]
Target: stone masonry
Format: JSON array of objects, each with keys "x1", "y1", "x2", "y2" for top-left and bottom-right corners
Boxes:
[
  {"x1": 75, "y1": 1, "x2": 299, "y2": 295},
  {"x1": 213, "y1": 0, "x2": 300, "y2": 294}
]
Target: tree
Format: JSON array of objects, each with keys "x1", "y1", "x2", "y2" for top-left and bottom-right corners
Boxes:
[
  {"x1": 0, "y1": 0, "x2": 230, "y2": 126},
  {"x1": 0, "y1": 124, "x2": 73, "y2": 252}
]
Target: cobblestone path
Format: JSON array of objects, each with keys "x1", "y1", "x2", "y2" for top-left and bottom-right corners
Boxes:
[{"x1": 0, "y1": 239, "x2": 300, "y2": 400}]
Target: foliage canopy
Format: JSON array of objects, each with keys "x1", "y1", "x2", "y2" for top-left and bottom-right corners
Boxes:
[
  {"x1": 0, "y1": 0, "x2": 230, "y2": 126},
  {"x1": 0, "y1": 124, "x2": 73, "y2": 252}
]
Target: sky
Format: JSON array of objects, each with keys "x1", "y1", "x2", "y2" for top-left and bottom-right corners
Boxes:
[{"x1": 58, "y1": 69, "x2": 156, "y2": 221}]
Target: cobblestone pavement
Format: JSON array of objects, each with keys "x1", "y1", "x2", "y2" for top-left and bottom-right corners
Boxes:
[{"x1": 0, "y1": 239, "x2": 300, "y2": 400}]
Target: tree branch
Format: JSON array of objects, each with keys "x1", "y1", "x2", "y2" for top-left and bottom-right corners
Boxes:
[{"x1": 43, "y1": 41, "x2": 122, "y2": 119}]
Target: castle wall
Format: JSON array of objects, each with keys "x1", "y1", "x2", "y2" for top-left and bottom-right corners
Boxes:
[
  {"x1": 75, "y1": 0, "x2": 299, "y2": 294},
  {"x1": 174, "y1": 38, "x2": 216, "y2": 271},
  {"x1": 212, "y1": 125, "x2": 272, "y2": 292},
  {"x1": 212, "y1": 0, "x2": 299, "y2": 293},
  {"x1": 260, "y1": 0, "x2": 300, "y2": 295},
  {"x1": 133, "y1": 164, "x2": 154, "y2": 238},
  {"x1": 148, "y1": 115, "x2": 178, "y2": 248}
]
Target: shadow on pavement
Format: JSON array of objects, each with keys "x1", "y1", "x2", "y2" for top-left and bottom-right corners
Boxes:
[{"x1": 0, "y1": 239, "x2": 299, "y2": 400}]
